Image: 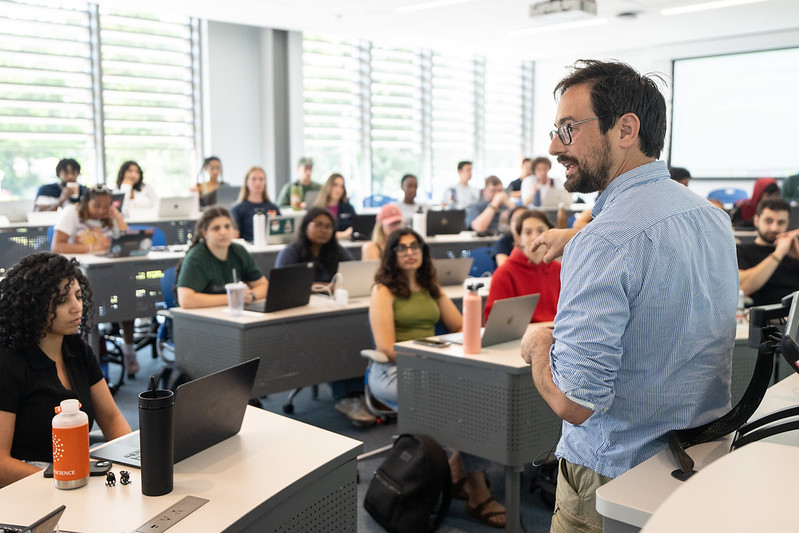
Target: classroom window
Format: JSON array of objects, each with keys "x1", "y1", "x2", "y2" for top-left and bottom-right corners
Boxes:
[{"x1": 0, "y1": 0, "x2": 202, "y2": 199}]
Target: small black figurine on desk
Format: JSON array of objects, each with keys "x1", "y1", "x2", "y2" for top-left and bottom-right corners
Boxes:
[
  {"x1": 120, "y1": 470, "x2": 131, "y2": 485},
  {"x1": 105, "y1": 471, "x2": 116, "y2": 487}
]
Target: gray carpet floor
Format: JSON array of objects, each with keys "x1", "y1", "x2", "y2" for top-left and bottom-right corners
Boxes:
[{"x1": 110, "y1": 349, "x2": 554, "y2": 532}]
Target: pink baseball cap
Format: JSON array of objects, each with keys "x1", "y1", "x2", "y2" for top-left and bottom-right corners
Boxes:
[{"x1": 377, "y1": 204, "x2": 403, "y2": 225}]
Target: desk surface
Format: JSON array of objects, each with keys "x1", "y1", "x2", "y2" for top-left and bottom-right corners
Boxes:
[
  {"x1": 0, "y1": 406, "x2": 362, "y2": 533},
  {"x1": 596, "y1": 372, "x2": 799, "y2": 530}
]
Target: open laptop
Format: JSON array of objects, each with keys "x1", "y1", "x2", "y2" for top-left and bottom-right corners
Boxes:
[
  {"x1": 434, "y1": 257, "x2": 474, "y2": 286},
  {"x1": 213, "y1": 185, "x2": 241, "y2": 208},
  {"x1": 427, "y1": 209, "x2": 466, "y2": 236},
  {"x1": 337, "y1": 260, "x2": 379, "y2": 298},
  {"x1": 350, "y1": 214, "x2": 377, "y2": 241},
  {"x1": 91, "y1": 358, "x2": 260, "y2": 468},
  {"x1": 439, "y1": 293, "x2": 540, "y2": 347},
  {"x1": 110, "y1": 192, "x2": 126, "y2": 212},
  {"x1": 158, "y1": 196, "x2": 194, "y2": 218},
  {"x1": 266, "y1": 214, "x2": 299, "y2": 245},
  {"x1": 244, "y1": 262, "x2": 314, "y2": 312},
  {"x1": 304, "y1": 189, "x2": 319, "y2": 207},
  {"x1": 0, "y1": 505, "x2": 70, "y2": 533},
  {"x1": 97, "y1": 229, "x2": 153, "y2": 258},
  {"x1": 538, "y1": 183, "x2": 574, "y2": 208},
  {"x1": 0, "y1": 199, "x2": 34, "y2": 223}
]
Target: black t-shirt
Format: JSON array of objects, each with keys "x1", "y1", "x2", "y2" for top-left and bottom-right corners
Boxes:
[
  {"x1": 737, "y1": 242, "x2": 799, "y2": 306},
  {"x1": 0, "y1": 335, "x2": 104, "y2": 462},
  {"x1": 507, "y1": 178, "x2": 523, "y2": 192}
]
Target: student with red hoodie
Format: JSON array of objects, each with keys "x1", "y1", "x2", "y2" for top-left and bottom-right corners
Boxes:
[{"x1": 484, "y1": 209, "x2": 561, "y2": 323}]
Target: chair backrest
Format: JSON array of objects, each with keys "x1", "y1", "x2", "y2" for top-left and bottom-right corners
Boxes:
[
  {"x1": 47, "y1": 226, "x2": 55, "y2": 248},
  {"x1": 160, "y1": 266, "x2": 178, "y2": 309},
  {"x1": 707, "y1": 188, "x2": 748, "y2": 205},
  {"x1": 363, "y1": 194, "x2": 394, "y2": 208},
  {"x1": 468, "y1": 245, "x2": 496, "y2": 277},
  {"x1": 128, "y1": 224, "x2": 167, "y2": 247}
]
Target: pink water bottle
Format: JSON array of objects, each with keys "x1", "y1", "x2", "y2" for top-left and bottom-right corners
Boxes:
[
  {"x1": 52, "y1": 399, "x2": 89, "y2": 489},
  {"x1": 462, "y1": 282, "x2": 484, "y2": 354}
]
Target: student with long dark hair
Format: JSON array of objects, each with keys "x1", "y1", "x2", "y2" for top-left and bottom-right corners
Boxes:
[
  {"x1": 115, "y1": 160, "x2": 158, "y2": 212},
  {"x1": 176, "y1": 206, "x2": 268, "y2": 308},
  {"x1": 0, "y1": 253, "x2": 131, "y2": 487}
]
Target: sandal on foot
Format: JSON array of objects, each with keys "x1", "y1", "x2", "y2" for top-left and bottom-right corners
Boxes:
[
  {"x1": 453, "y1": 476, "x2": 468, "y2": 500},
  {"x1": 465, "y1": 497, "x2": 506, "y2": 529}
]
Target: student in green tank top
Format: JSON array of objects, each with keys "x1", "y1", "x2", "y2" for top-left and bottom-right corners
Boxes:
[{"x1": 368, "y1": 228, "x2": 506, "y2": 528}]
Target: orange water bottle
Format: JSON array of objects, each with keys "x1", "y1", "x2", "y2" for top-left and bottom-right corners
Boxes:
[
  {"x1": 463, "y1": 282, "x2": 484, "y2": 355},
  {"x1": 52, "y1": 399, "x2": 89, "y2": 489}
]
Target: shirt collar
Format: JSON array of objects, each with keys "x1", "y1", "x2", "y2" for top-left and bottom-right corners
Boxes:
[
  {"x1": 591, "y1": 160, "x2": 667, "y2": 219},
  {"x1": 25, "y1": 337, "x2": 79, "y2": 370}
]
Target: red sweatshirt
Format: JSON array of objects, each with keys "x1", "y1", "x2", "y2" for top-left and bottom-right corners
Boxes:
[{"x1": 484, "y1": 247, "x2": 561, "y2": 323}]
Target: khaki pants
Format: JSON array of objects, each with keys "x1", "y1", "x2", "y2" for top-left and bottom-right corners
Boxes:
[{"x1": 550, "y1": 459, "x2": 613, "y2": 533}]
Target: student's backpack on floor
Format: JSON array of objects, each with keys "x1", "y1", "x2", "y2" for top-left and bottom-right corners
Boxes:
[{"x1": 364, "y1": 433, "x2": 452, "y2": 533}]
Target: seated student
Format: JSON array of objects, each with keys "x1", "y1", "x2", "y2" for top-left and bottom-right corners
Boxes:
[
  {"x1": 115, "y1": 160, "x2": 158, "y2": 215},
  {"x1": 466, "y1": 175, "x2": 516, "y2": 234},
  {"x1": 314, "y1": 173, "x2": 357, "y2": 241},
  {"x1": 506, "y1": 157, "x2": 533, "y2": 200},
  {"x1": 34, "y1": 158, "x2": 89, "y2": 212},
  {"x1": 738, "y1": 198, "x2": 799, "y2": 306},
  {"x1": 368, "y1": 228, "x2": 505, "y2": 528},
  {"x1": 274, "y1": 208, "x2": 370, "y2": 425},
  {"x1": 192, "y1": 156, "x2": 225, "y2": 208},
  {"x1": 230, "y1": 166, "x2": 280, "y2": 242},
  {"x1": 484, "y1": 210, "x2": 561, "y2": 323},
  {"x1": 441, "y1": 160, "x2": 480, "y2": 210},
  {"x1": 0, "y1": 253, "x2": 131, "y2": 488},
  {"x1": 730, "y1": 178, "x2": 780, "y2": 228},
  {"x1": 276, "y1": 157, "x2": 321, "y2": 209},
  {"x1": 51, "y1": 185, "x2": 140, "y2": 374},
  {"x1": 395, "y1": 174, "x2": 426, "y2": 225},
  {"x1": 489, "y1": 205, "x2": 526, "y2": 268},
  {"x1": 176, "y1": 206, "x2": 268, "y2": 308},
  {"x1": 361, "y1": 204, "x2": 405, "y2": 261}
]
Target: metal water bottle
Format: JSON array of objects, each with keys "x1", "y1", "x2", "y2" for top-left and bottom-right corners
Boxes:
[
  {"x1": 253, "y1": 211, "x2": 266, "y2": 247},
  {"x1": 463, "y1": 282, "x2": 484, "y2": 355},
  {"x1": 52, "y1": 399, "x2": 89, "y2": 489}
]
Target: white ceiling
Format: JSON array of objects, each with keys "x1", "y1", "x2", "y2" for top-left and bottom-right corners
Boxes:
[{"x1": 102, "y1": 0, "x2": 799, "y2": 60}]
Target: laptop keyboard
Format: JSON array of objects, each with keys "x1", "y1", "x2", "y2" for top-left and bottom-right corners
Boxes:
[
  {"x1": 0, "y1": 525, "x2": 25, "y2": 532},
  {"x1": 125, "y1": 448, "x2": 141, "y2": 461}
]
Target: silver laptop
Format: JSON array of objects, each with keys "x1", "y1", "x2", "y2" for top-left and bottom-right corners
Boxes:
[
  {"x1": 434, "y1": 257, "x2": 474, "y2": 286},
  {"x1": 91, "y1": 358, "x2": 259, "y2": 468},
  {"x1": 0, "y1": 199, "x2": 34, "y2": 223},
  {"x1": 0, "y1": 505, "x2": 68, "y2": 533},
  {"x1": 157, "y1": 196, "x2": 194, "y2": 218},
  {"x1": 439, "y1": 293, "x2": 539, "y2": 347},
  {"x1": 337, "y1": 260, "x2": 379, "y2": 298},
  {"x1": 538, "y1": 184, "x2": 574, "y2": 208},
  {"x1": 304, "y1": 189, "x2": 319, "y2": 207}
]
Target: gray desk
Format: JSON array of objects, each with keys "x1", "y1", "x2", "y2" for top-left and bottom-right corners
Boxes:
[
  {"x1": 394, "y1": 335, "x2": 562, "y2": 533},
  {"x1": 0, "y1": 406, "x2": 363, "y2": 532}
]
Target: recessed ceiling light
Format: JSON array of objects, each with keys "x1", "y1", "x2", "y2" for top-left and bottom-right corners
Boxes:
[{"x1": 661, "y1": 0, "x2": 769, "y2": 16}]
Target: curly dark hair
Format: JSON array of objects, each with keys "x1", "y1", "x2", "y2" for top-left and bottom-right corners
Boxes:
[
  {"x1": 0, "y1": 252, "x2": 93, "y2": 353},
  {"x1": 374, "y1": 228, "x2": 440, "y2": 300}
]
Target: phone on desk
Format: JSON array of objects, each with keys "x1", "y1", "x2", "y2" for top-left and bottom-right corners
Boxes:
[
  {"x1": 413, "y1": 338, "x2": 451, "y2": 348},
  {"x1": 43, "y1": 460, "x2": 112, "y2": 478}
]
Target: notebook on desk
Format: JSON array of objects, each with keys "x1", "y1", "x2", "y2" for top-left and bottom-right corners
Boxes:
[
  {"x1": 91, "y1": 358, "x2": 260, "y2": 468},
  {"x1": 157, "y1": 196, "x2": 194, "y2": 218},
  {"x1": 427, "y1": 209, "x2": 465, "y2": 236},
  {"x1": 337, "y1": 260, "x2": 379, "y2": 298},
  {"x1": 433, "y1": 257, "x2": 474, "y2": 286},
  {"x1": 438, "y1": 293, "x2": 539, "y2": 347},
  {"x1": 244, "y1": 262, "x2": 314, "y2": 312}
]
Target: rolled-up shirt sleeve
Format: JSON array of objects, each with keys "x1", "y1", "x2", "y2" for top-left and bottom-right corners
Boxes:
[{"x1": 550, "y1": 231, "x2": 632, "y2": 414}]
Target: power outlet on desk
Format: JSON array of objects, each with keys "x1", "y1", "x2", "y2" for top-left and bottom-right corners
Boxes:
[{"x1": 133, "y1": 495, "x2": 209, "y2": 532}]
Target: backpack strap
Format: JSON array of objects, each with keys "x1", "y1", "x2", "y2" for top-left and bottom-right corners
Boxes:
[{"x1": 667, "y1": 325, "x2": 781, "y2": 481}]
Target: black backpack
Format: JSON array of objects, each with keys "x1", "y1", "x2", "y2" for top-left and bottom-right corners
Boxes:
[{"x1": 364, "y1": 434, "x2": 452, "y2": 533}]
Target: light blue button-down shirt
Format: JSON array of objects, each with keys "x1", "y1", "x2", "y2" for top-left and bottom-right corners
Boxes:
[{"x1": 550, "y1": 160, "x2": 738, "y2": 478}]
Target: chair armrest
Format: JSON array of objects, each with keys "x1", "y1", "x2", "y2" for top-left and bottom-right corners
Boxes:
[{"x1": 360, "y1": 349, "x2": 389, "y2": 364}]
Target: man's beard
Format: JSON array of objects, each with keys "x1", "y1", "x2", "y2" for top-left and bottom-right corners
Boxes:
[
  {"x1": 560, "y1": 136, "x2": 612, "y2": 194},
  {"x1": 756, "y1": 228, "x2": 778, "y2": 244}
]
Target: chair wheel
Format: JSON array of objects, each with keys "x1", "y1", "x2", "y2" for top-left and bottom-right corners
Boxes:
[{"x1": 282, "y1": 403, "x2": 294, "y2": 414}]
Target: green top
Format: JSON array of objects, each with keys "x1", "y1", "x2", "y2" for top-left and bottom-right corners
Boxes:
[
  {"x1": 394, "y1": 290, "x2": 440, "y2": 342},
  {"x1": 781, "y1": 174, "x2": 799, "y2": 203},
  {"x1": 276, "y1": 180, "x2": 323, "y2": 207},
  {"x1": 176, "y1": 242, "x2": 262, "y2": 294}
]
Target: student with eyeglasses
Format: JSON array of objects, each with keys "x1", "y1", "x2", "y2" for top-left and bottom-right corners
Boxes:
[
  {"x1": 368, "y1": 227, "x2": 507, "y2": 528},
  {"x1": 274, "y1": 207, "x2": 373, "y2": 426},
  {"x1": 50, "y1": 185, "x2": 141, "y2": 375}
]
